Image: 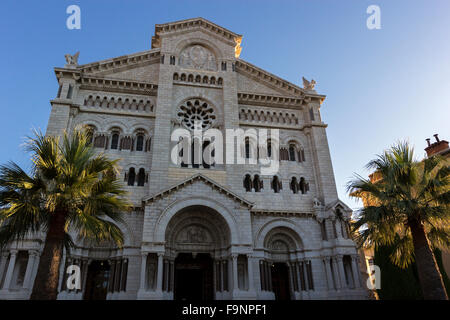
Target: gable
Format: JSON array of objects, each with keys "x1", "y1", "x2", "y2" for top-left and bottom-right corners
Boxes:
[
  {"x1": 144, "y1": 173, "x2": 253, "y2": 208},
  {"x1": 92, "y1": 62, "x2": 160, "y2": 83},
  {"x1": 237, "y1": 72, "x2": 287, "y2": 96}
]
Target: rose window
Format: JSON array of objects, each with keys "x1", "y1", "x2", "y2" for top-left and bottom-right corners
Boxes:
[{"x1": 177, "y1": 99, "x2": 216, "y2": 130}]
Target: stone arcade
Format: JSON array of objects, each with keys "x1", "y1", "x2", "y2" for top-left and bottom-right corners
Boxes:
[{"x1": 0, "y1": 18, "x2": 367, "y2": 300}]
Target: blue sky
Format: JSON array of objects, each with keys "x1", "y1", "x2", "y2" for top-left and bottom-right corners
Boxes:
[{"x1": 1, "y1": 0, "x2": 449, "y2": 209}]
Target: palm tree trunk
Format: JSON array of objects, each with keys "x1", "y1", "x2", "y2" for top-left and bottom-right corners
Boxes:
[
  {"x1": 409, "y1": 219, "x2": 448, "y2": 300},
  {"x1": 30, "y1": 211, "x2": 66, "y2": 300}
]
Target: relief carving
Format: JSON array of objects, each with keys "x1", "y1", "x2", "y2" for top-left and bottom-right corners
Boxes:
[{"x1": 179, "y1": 45, "x2": 217, "y2": 71}]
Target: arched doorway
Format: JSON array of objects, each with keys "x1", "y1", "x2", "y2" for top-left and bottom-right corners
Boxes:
[
  {"x1": 261, "y1": 226, "x2": 304, "y2": 300},
  {"x1": 164, "y1": 205, "x2": 231, "y2": 300}
]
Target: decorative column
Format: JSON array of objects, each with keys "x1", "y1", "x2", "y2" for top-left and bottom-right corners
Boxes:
[
  {"x1": 3, "y1": 249, "x2": 18, "y2": 290},
  {"x1": 287, "y1": 262, "x2": 295, "y2": 296},
  {"x1": 23, "y1": 250, "x2": 38, "y2": 289},
  {"x1": 156, "y1": 253, "x2": 164, "y2": 292},
  {"x1": 331, "y1": 257, "x2": 341, "y2": 289},
  {"x1": 303, "y1": 261, "x2": 309, "y2": 291},
  {"x1": 170, "y1": 260, "x2": 174, "y2": 292},
  {"x1": 0, "y1": 252, "x2": 10, "y2": 288},
  {"x1": 139, "y1": 253, "x2": 147, "y2": 291},
  {"x1": 247, "y1": 254, "x2": 254, "y2": 291},
  {"x1": 351, "y1": 255, "x2": 362, "y2": 288},
  {"x1": 232, "y1": 254, "x2": 238, "y2": 292},
  {"x1": 325, "y1": 257, "x2": 334, "y2": 290},
  {"x1": 220, "y1": 261, "x2": 224, "y2": 291},
  {"x1": 296, "y1": 262, "x2": 303, "y2": 291},
  {"x1": 337, "y1": 255, "x2": 347, "y2": 289},
  {"x1": 163, "y1": 259, "x2": 169, "y2": 291}
]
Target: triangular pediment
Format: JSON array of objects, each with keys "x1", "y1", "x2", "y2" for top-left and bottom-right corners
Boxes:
[
  {"x1": 143, "y1": 173, "x2": 254, "y2": 208},
  {"x1": 151, "y1": 17, "x2": 242, "y2": 49}
]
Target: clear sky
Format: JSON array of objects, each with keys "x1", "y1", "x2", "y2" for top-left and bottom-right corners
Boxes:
[{"x1": 1, "y1": 0, "x2": 449, "y2": 209}]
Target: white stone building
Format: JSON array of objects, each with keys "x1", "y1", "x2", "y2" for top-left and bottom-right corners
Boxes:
[{"x1": 0, "y1": 18, "x2": 367, "y2": 300}]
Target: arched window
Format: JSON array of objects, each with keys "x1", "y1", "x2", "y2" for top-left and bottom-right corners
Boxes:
[
  {"x1": 253, "y1": 175, "x2": 262, "y2": 192},
  {"x1": 289, "y1": 144, "x2": 296, "y2": 161},
  {"x1": 127, "y1": 168, "x2": 135, "y2": 186},
  {"x1": 136, "y1": 134, "x2": 144, "y2": 151},
  {"x1": 272, "y1": 176, "x2": 282, "y2": 193},
  {"x1": 137, "y1": 168, "x2": 145, "y2": 186},
  {"x1": 111, "y1": 132, "x2": 119, "y2": 149},
  {"x1": 181, "y1": 74, "x2": 186, "y2": 81},
  {"x1": 173, "y1": 73, "x2": 179, "y2": 81},
  {"x1": 188, "y1": 74, "x2": 194, "y2": 82},
  {"x1": 299, "y1": 177, "x2": 309, "y2": 194},
  {"x1": 202, "y1": 140, "x2": 210, "y2": 169},
  {"x1": 267, "y1": 140, "x2": 272, "y2": 158},
  {"x1": 290, "y1": 177, "x2": 299, "y2": 194},
  {"x1": 243, "y1": 174, "x2": 252, "y2": 192},
  {"x1": 245, "y1": 138, "x2": 250, "y2": 159}
]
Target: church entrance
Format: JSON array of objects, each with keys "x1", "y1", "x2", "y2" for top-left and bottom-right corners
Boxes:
[
  {"x1": 83, "y1": 260, "x2": 110, "y2": 300},
  {"x1": 271, "y1": 262, "x2": 291, "y2": 300},
  {"x1": 174, "y1": 253, "x2": 214, "y2": 300}
]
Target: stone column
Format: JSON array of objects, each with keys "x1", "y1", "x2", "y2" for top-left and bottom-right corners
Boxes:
[
  {"x1": 287, "y1": 262, "x2": 295, "y2": 296},
  {"x1": 139, "y1": 253, "x2": 147, "y2": 291},
  {"x1": 325, "y1": 257, "x2": 334, "y2": 290},
  {"x1": 220, "y1": 261, "x2": 224, "y2": 291},
  {"x1": 337, "y1": 256, "x2": 347, "y2": 289},
  {"x1": 351, "y1": 256, "x2": 361, "y2": 288},
  {"x1": 232, "y1": 255, "x2": 238, "y2": 292},
  {"x1": 170, "y1": 260, "x2": 174, "y2": 292},
  {"x1": 156, "y1": 253, "x2": 164, "y2": 292},
  {"x1": 296, "y1": 262, "x2": 303, "y2": 291},
  {"x1": 3, "y1": 250, "x2": 18, "y2": 290},
  {"x1": 23, "y1": 250, "x2": 38, "y2": 289},
  {"x1": 247, "y1": 255, "x2": 254, "y2": 291},
  {"x1": 303, "y1": 261, "x2": 309, "y2": 291},
  {"x1": 0, "y1": 252, "x2": 10, "y2": 288},
  {"x1": 163, "y1": 259, "x2": 168, "y2": 291}
]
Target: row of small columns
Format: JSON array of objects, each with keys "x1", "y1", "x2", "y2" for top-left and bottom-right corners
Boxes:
[
  {"x1": 0, "y1": 249, "x2": 39, "y2": 291},
  {"x1": 323, "y1": 255, "x2": 362, "y2": 290},
  {"x1": 139, "y1": 252, "x2": 255, "y2": 293}
]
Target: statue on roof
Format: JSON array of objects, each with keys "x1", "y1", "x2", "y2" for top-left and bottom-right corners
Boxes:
[
  {"x1": 302, "y1": 77, "x2": 316, "y2": 91},
  {"x1": 65, "y1": 51, "x2": 80, "y2": 67}
]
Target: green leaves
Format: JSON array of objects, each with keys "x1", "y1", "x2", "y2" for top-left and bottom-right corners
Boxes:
[
  {"x1": 348, "y1": 141, "x2": 450, "y2": 268},
  {"x1": 0, "y1": 128, "x2": 131, "y2": 249}
]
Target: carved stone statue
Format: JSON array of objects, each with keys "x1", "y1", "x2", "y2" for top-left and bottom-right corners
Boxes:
[
  {"x1": 302, "y1": 77, "x2": 316, "y2": 91},
  {"x1": 65, "y1": 51, "x2": 80, "y2": 67}
]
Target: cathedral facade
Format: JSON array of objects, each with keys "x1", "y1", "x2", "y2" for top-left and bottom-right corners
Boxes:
[{"x1": 0, "y1": 18, "x2": 367, "y2": 300}]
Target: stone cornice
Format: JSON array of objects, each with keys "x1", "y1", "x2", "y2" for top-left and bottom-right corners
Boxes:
[
  {"x1": 79, "y1": 76, "x2": 158, "y2": 96},
  {"x1": 152, "y1": 17, "x2": 241, "y2": 49},
  {"x1": 237, "y1": 92, "x2": 304, "y2": 109},
  {"x1": 236, "y1": 59, "x2": 326, "y2": 103},
  {"x1": 77, "y1": 49, "x2": 161, "y2": 74},
  {"x1": 251, "y1": 209, "x2": 316, "y2": 219},
  {"x1": 143, "y1": 173, "x2": 254, "y2": 208}
]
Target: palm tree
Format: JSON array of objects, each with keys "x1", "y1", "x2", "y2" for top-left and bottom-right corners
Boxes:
[
  {"x1": 347, "y1": 141, "x2": 449, "y2": 300},
  {"x1": 0, "y1": 129, "x2": 130, "y2": 300}
]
